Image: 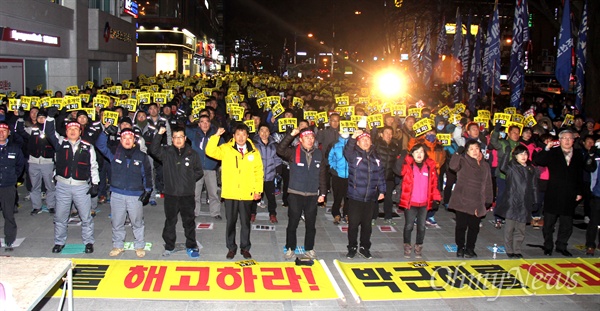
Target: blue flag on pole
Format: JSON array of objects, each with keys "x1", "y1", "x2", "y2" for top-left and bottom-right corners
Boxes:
[
  {"x1": 462, "y1": 13, "x2": 472, "y2": 86},
  {"x1": 436, "y1": 18, "x2": 447, "y2": 57},
  {"x1": 423, "y1": 25, "x2": 433, "y2": 88},
  {"x1": 575, "y1": 0, "x2": 587, "y2": 111},
  {"x1": 483, "y1": 4, "x2": 501, "y2": 95},
  {"x1": 509, "y1": 0, "x2": 529, "y2": 108},
  {"x1": 468, "y1": 26, "x2": 482, "y2": 111},
  {"x1": 556, "y1": 0, "x2": 573, "y2": 92},
  {"x1": 411, "y1": 20, "x2": 421, "y2": 79},
  {"x1": 452, "y1": 8, "x2": 463, "y2": 102}
]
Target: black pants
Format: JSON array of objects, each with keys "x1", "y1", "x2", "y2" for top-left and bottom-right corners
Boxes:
[
  {"x1": 543, "y1": 212, "x2": 573, "y2": 251},
  {"x1": 0, "y1": 186, "x2": 17, "y2": 245},
  {"x1": 443, "y1": 169, "x2": 457, "y2": 205},
  {"x1": 587, "y1": 198, "x2": 600, "y2": 248},
  {"x1": 225, "y1": 199, "x2": 252, "y2": 252},
  {"x1": 286, "y1": 193, "x2": 318, "y2": 251},
  {"x1": 379, "y1": 180, "x2": 396, "y2": 220},
  {"x1": 455, "y1": 211, "x2": 480, "y2": 251},
  {"x1": 347, "y1": 199, "x2": 376, "y2": 250},
  {"x1": 162, "y1": 194, "x2": 197, "y2": 251},
  {"x1": 331, "y1": 175, "x2": 348, "y2": 217},
  {"x1": 281, "y1": 165, "x2": 290, "y2": 206}
]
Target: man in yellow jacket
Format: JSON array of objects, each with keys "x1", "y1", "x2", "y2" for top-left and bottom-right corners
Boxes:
[{"x1": 206, "y1": 123, "x2": 263, "y2": 260}]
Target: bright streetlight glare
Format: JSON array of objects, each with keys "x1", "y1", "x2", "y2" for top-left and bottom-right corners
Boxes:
[
  {"x1": 307, "y1": 33, "x2": 313, "y2": 38},
  {"x1": 376, "y1": 70, "x2": 405, "y2": 98}
]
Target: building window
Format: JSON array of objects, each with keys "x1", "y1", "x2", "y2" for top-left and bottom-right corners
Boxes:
[
  {"x1": 89, "y1": 0, "x2": 112, "y2": 13},
  {"x1": 138, "y1": 0, "x2": 180, "y2": 18}
]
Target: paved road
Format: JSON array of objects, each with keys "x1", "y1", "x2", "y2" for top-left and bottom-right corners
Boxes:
[{"x1": 3, "y1": 185, "x2": 599, "y2": 310}]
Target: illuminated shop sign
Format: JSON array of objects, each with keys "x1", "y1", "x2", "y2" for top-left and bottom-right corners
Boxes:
[
  {"x1": 123, "y1": 0, "x2": 139, "y2": 18},
  {"x1": 0, "y1": 27, "x2": 60, "y2": 47}
]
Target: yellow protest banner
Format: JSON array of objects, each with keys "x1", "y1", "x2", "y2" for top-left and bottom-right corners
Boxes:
[
  {"x1": 505, "y1": 121, "x2": 523, "y2": 134},
  {"x1": 193, "y1": 93, "x2": 206, "y2": 102},
  {"x1": 350, "y1": 115, "x2": 363, "y2": 124},
  {"x1": 477, "y1": 109, "x2": 491, "y2": 119},
  {"x1": 79, "y1": 94, "x2": 90, "y2": 104},
  {"x1": 114, "y1": 85, "x2": 122, "y2": 95},
  {"x1": 493, "y1": 113, "x2": 512, "y2": 127},
  {"x1": 335, "y1": 106, "x2": 354, "y2": 119},
  {"x1": 44, "y1": 89, "x2": 53, "y2": 97},
  {"x1": 230, "y1": 107, "x2": 244, "y2": 121},
  {"x1": 448, "y1": 114, "x2": 461, "y2": 125},
  {"x1": 153, "y1": 93, "x2": 168, "y2": 105},
  {"x1": 392, "y1": 104, "x2": 406, "y2": 117},
  {"x1": 8, "y1": 98, "x2": 19, "y2": 111},
  {"x1": 413, "y1": 118, "x2": 435, "y2": 137},
  {"x1": 267, "y1": 96, "x2": 281, "y2": 109},
  {"x1": 244, "y1": 120, "x2": 256, "y2": 133},
  {"x1": 358, "y1": 97, "x2": 370, "y2": 105},
  {"x1": 202, "y1": 88, "x2": 213, "y2": 96},
  {"x1": 304, "y1": 111, "x2": 317, "y2": 122},
  {"x1": 36, "y1": 84, "x2": 43, "y2": 92},
  {"x1": 39, "y1": 97, "x2": 50, "y2": 108},
  {"x1": 367, "y1": 114, "x2": 384, "y2": 129},
  {"x1": 51, "y1": 259, "x2": 340, "y2": 301},
  {"x1": 408, "y1": 107, "x2": 422, "y2": 118},
  {"x1": 192, "y1": 100, "x2": 206, "y2": 110},
  {"x1": 454, "y1": 103, "x2": 466, "y2": 113},
  {"x1": 524, "y1": 115, "x2": 537, "y2": 128},
  {"x1": 293, "y1": 97, "x2": 304, "y2": 109},
  {"x1": 271, "y1": 103, "x2": 285, "y2": 118},
  {"x1": 136, "y1": 92, "x2": 150, "y2": 105},
  {"x1": 226, "y1": 103, "x2": 239, "y2": 115},
  {"x1": 49, "y1": 98, "x2": 64, "y2": 110},
  {"x1": 437, "y1": 133, "x2": 452, "y2": 146},
  {"x1": 316, "y1": 112, "x2": 329, "y2": 124},
  {"x1": 504, "y1": 107, "x2": 517, "y2": 115},
  {"x1": 257, "y1": 90, "x2": 268, "y2": 99},
  {"x1": 340, "y1": 120, "x2": 357, "y2": 135},
  {"x1": 511, "y1": 114, "x2": 525, "y2": 124},
  {"x1": 82, "y1": 108, "x2": 96, "y2": 121},
  {"x1": 19, "y1": 97, "x2": 32, "y2": 111},
  {"x1": 563, "y1": 114, "x2": 575, "y2": 127},
  {"x1": 93, "y1": 95, "x2": 110, "y2": 108},
  {"x1": 29, "y1": 96, "x2": 41, "y2": 108},
  {"x1": 335, "y1": 258, "x2": 600, "y2": 301},
  {"x1": 473, "y1": 117, "x2": 489, "y2": 129},
  {"x1": 225, "y1": 94, "x2": 240, "y2": 104},
  {"x1": 118, "y1": 98, "x2": 138, "y2": 112},
  {"x1": 102, "y1": 111, "x2": 119, "y2": 126},
  {"x1": 66, "y1": 85, "x2": 79, "y2": 95},
  {"x1": 379, "y1": 104, "x2": 391, "y2": 115},
  {"x1": 335, "y1": 96, "x2": 350, "y2": 106},
  {"x1": 103, "y1": 77, "x2": 113, "y2": 85},
  {"x1": 85, "y1": 81, "x2": 94, "y2": 89},
  {"x1": 257, "y1": 98, "x2": 270, "y2": 111},
  {"x1": 437, "y1": 106, "x2": 451, "y2": 118},
  {"x1": 278, "y1": 118, "x2": 297, "y2": 132},
  {"x1": 65, "y1": 96, "x2": 82, "y2": 111}
]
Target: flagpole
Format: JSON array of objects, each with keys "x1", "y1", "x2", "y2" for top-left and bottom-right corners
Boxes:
[{"x1": 490, "y1": 58, "x2": 495, "y2": 112}]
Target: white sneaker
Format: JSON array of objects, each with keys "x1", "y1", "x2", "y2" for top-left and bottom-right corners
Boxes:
[
  {"x1": 284, "y1": 248, "x2": 295, "y2": 260},
  {"x1": 304, "y1": 249, "x2": 317, "y2": 259},
  {"x1": 584, "y1": 216, "x2": 590, "y2": 224}
]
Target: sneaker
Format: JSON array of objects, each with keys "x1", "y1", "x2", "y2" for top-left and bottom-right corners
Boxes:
[
  {"x1": 494, "y1": 221, "x2": 503, "y2": 229},
  {"x1": 304, "y1": 249, "x2": 317, "y2": 259},
  {"x1": 155, "y1": 193, "x2": 161, "y2": 199},
  {"x1": 333, "y1": 215, "x2": 341, "y2": 225},
  {"x1": 384, "y1": 219, "x2": 397, "y2": 226},
  {"x1": 98, "y1": 195, "x2": 106, "y2": 204},
  {"x1": 85, "y1": 243, "x2": 94, "y2": 254},
  {"x1": 464, "y1": 249, "x2": 477, "y2": 258},
  {"x1": 186, "y1": 248, "x2": 200, "y2": 258},
  {"x1": 358, "y1": 247, "x2": 372, "y2": 259},
  {"x1": 135, "y1": 248, "x2": 146, "y2": 258},
  {"x1": 162, "y1": 249, "x2": 174, "y2": 257},
  {"x1": 269, "y1": 215, "x2": 278, "y2": 224},
  {"x1": 24, "y1": 194, "x2": 31, "y2": 201},
  {"x1": 149, "y1": 200, "x2": 157, "y2": 206},
  {"x1": 52, "y1": 244, "x2": 65, "y2": 253},
  {"x1": 30, "y1": 209, "x2": 42, "y2": 215},
  {"x1": 109, "y1": 248, "x2": 124, "y2": 257},
  {"x1": 250, "y1": 214, "x2": 256, "y2": 223},
  {"x1": 414, "y1": 244, "x2": 423, "y2": 258},
  {"x1": 346, "y1": 247, "x2": 357, "y2": 259},
  {"x1": 258, "y1": 201, "x2": 266, "y2": 208},
  {"x1": 425, "y1": 217, "x2": 437, "y2": 226},
  {"x1": 371, "y1": 219, "x2": 376, "y2": 226},
  {"x1": 403, "y1": 243, "x2": 412, "y2": 258},
  {"x1": 284, "y1": 248, "x2": 295, "y2": 260}
]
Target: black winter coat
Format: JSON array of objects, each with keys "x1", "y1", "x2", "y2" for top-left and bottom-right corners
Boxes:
[
  {"x1": 496, "y1": 155, "x2": 539, "y2": 223},
  {"x1": 374, "y1": 137, "x2": 401, "y2": 181},
  {"x1": 533, "y1": 147, "x2": 583, "y2": 216}
]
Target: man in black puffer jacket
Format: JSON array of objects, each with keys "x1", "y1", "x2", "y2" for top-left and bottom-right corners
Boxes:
[
  {"x1": 374, "y1": 126, "x2": 401, "y2": 225},
  {"x1": 344, "y1": 129, "x2": 386, "y2": 259}
]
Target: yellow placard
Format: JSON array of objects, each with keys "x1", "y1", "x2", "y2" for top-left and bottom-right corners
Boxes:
[
  {"x1": 202, "y1": 88, "x2": 213, "y2": 96},
  {"x1": 448, "y1": 114, "x2": 461, "y2": 125},
  {"x1": 504, "y1": 107, "x2": 517, "y2": 115},
  {"x1": 505, "y1": 121, "x2": 524, "y2": 134},
  {"x1": 79, "y1": 94, "x2": 91, "y2": 104},
  {"x1": 339, "y1": 120, "x2": 357, "y2": 135},
  {"x1": 194, "y1": 93, "x2": 207, "y2": 102},
  {"x1": 50, "y1": 259, "x2": 339, "y2": 301},
  {"x1": 153, "y1": 93, "x2": 167, "y2": 105},
  {"x1": 45, "y1": 89, "x2": 53, "y2": 97},
  {"x1": 192, "y1": 100, "x2": 206, "y2": 110},
  {"x1": 524, "y1": 115, "x2": 537, "y2": 128},
  {"x1": 454, "y1": 103, "x2": 466, "y2": 113},
  {"x1": 437, "y1": 106, "x2": 451, "y2": 117},
  {"x1": 493, "y1": 113, "x2": 512, "y2": 127},
  {"x1": 85, "y1": 81, "x2": 94, "y2": 89},
  {"x1": 102, "y1": 111, "x2": 119, "y2": 126},
  {"x1": 8, "y1": 98, "x2": 19, "y2": 111},
  {"x1": 367, "y1": 114, "x2": 384, "y2": 129},
  {"x1": 350, "y1": 115, "x2": 363, "y2": 123},
  {"x1": 226, "y1": 103, "x2": 239, "y2": 115},
  {"x1": 257, "y1": 97, "x2": 270, "y2": 110},
  {"x1": 137, "y1": 92, "x2": 151, "y2": 105},
  {"x1": 304, "y1": 111, "x2": 317, "y2": 122},
  {"x1": 271, "y1": 103, "x2": 285, "y2": 118},
  {"x1": 316, "y1": 112, "x2": 329, "y2": 124},
  {"x1": 225, "y1": 94, "x2": 240, "y2": 104},
  {"x1": 511, "y1": 114, "x2": 525, "y2": 124},
  {"x1": 335, "y1": 106, "x2": 354, "y2": 119},
  {"x1": 437, "y1": 133, "x2": 452, "y2": 146},
  {"x1": 278, "y1": 118, "x2": 297, "y2": 133},
  {"x1": 563, "y1": 114, "x2": 575, "y2": 127},
  {"x1": 473, "y1": 117, "x2": 489, "y2": 128},
  {"x1": 335, "y1": 258, "x2": 600, "y2": 301},
  {"x1": 379, "y1": 103, "x2": 392, "y2": 115},
  {"x1": 49, "y1": 98, "x2": 64, "y2": 110},
  {"x1": 477, "y1": 109, "x2": 491, "y2": 119},
  {"x1": 36, "y1": 84, "x2": 43, "y2": 92},
  {"x1": 19, "y1": 97, "x2": 32, "y2": 111},
  {"x1": 230, "y1": 107, "x2": 244, "y2": 121},
  {"x1": 335, "y1": 96, "x2": 350, "y2": 106},
  {"x1": 408, "y1": 107, "x2": 422, "y2": 118},
  {"x1": 413, "y1": 118, "x2": 435, "y2": 137},
  {"x1": 257, "y1": 90, "x2": 267, "y2": 99},
  {"x1": 118, "y1": 98, "x2": 138, "y2": 112},
  {"x1": 244, "y1": 120, "x2": 256, "y2": 133},
  {"x1": 103, "y1": 77, "x2": 113, "y2": 85},
  {"x1": 29, "y1": 96, "x2": 41, "y2": 108},
  {"x1": 93, "y1": 95, "x2": 110, "y2": 108},
  {"x1": 65, "y1": 96, "x2": 82, "y2": 111},
  {"x1": 392, "y1": 104, "x2": 406, "y2": 117},
  {"x1": 293, "y1": 97, "x2": 304, "y2": 109},
  {"x1": 267, "y1": 96, "x2": 281, "y2": 109},
  {"x1": 358, "y1": 97, "x2": 370, "y2": 105},
  {"x1": 66, "y1": 85, "x2": 79, "y2": 95},
  {"x1": 82, "y1": 108, "x2": 96, "y2": 121},
  {"x1": 39, "y1": 97, "x2": 50, "y2": 108}
]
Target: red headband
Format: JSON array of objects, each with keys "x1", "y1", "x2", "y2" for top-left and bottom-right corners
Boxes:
[
  {"x1": 120, "y1": 129, "x2": 135, "y2": 137},
  {"x1": 0, "y1": 123, "x2": 9, "y2": 130},
  {"x1": 299, "y1": 130, "x2": 314, "y2": 138},
  {"x1": 66, "y1": 122, "x2": 81, "y2": 129},
  {"x1": 357, "y1": 133, "x2": 371, "y2": 141}
]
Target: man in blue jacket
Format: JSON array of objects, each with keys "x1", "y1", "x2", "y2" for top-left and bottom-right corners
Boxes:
[
  {"x1": 343, "y1": 129, "x2": 386, "y2": 259},
  {"x1": 97, "y1": 127, "x2": 152, "y2": 258},
  {"x1": 0, "y1": 121, "x2": 25, "y2": 251},
  {"x1": 186, "y1": 115, "x2": 223, "y2": 220}
]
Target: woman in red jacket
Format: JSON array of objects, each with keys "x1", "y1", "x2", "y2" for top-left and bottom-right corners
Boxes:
[{"x1": 394, "y1": 144, "x2": 441, "y2": 259}]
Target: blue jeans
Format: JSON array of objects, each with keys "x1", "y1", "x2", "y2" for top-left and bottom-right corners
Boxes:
[{"x1": 404, "y1": 206, "x2": 427, "y2": 244}]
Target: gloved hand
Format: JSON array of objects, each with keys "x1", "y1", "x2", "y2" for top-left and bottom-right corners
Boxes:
[
  {"x1": 139, "y1": 190, "x2": 151, "y2": 206},
  {"x1": 431, "y1": 200, "x2": 440, "y2": 211},
  {"x1": 88, "y1": 184, "x2": 99, "y2": 197},
  {"x1": 456, "y1": 146, "x2": 465, "y2": 154},
  {"x1": 105, "y1": 125, "x2": 118, "y2": 136},
  {"x1": 494, "y1": 121, "x2": 503, "y2": 132},
  {"x1": 47, "y1": 107, "x2": 59, "y2": 118}
]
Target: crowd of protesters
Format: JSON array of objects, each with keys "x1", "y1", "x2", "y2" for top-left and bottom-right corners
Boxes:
[{"x1": 0, "y1": 70, "x2": 598, "y2": 260}]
